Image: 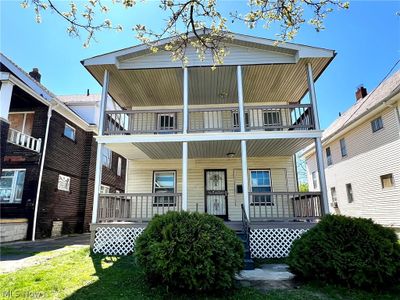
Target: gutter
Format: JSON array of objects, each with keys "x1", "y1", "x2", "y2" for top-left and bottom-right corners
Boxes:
[{"x1": 31, "y1": 101, "x2": 57, "y2": 241}]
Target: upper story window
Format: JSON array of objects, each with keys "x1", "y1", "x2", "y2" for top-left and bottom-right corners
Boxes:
[
  {"x1": 312, "y1": 171, "x2": 318, "y2": 189},
  {"x1": 326, "y1": 147, "x2": 332, "y2": 166},
  {"x1": 371, "y1": 116, "x2": 383, "y2": 132},
  {"x1": 117, "y1": 157, "x2": 122, "y2": 177},
  {"x1": 330, "y1": 187, "x2": 338, "y2": 207},
  {"x1": 8, "y1": 112, "x2": 35, "y2": 135},
  {"x1": 380, "y1": 174, "x2": 394, "y2": 189},
  {"x1": 0, "y1": 169, "x2": 26, "y2": 204},
  {"x1": 64, "y1": 123, "x2": 76, "y2": 141},
  {"x1": 157, "y1": 113, "x2": 176, "y2": 133},
  {"x1": 263, "y1": 110, "x2": 282, "y2": 130},
  {"x1": 102, "y1": 147, "x2": 112, "y2": 169},
  {"x1": 100, "y1": 184, "x2": 110, "y2": 194},
  {"x1": 340, "y1": 138, "x2": 347, "y2": 157},
  {"x1": 58, "y1": 174, "x2": 71, "y2": 192},
  {"x1": 346, "y1": 183, "x2": 354, "y2": 203},
  {"x1": 232, "y1": 111, "x2": 249, "y2": 130}
]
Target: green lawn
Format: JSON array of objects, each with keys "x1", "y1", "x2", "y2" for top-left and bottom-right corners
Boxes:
[{"x1": 0, "y1": 247, "x2": 399, "y2": 300}]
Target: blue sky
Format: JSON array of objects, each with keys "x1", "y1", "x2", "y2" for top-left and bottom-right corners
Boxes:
[{"x1": 1, "y1": 0, "x2": 399, "y2": 129}]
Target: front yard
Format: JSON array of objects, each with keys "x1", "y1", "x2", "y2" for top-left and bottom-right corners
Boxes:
[{"x1": 0, "y1": 247, "x2": 399, "y2": 300}]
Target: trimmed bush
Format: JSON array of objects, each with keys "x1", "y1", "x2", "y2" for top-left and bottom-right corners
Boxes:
[
  {"x1": 287, "y1": 214, "x2": 400, "y2": 289},
  {"x1": 135, "y1": 211, "x2": 243, "y2": 291}
]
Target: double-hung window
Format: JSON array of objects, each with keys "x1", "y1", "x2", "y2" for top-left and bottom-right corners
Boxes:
[
  {"x1": 263, "y1": 110, "x2": 281, "y2": 130},
  {"x1": 102, "y1": 147, "x2": 112, "y2": 169},
  {"x1": 232, "y1": 111, "x2": 249, "y2": 131},
  {"x1": 250, "y1": 170, "x2": 272, "y2": 205},
  {"x1": 0, "y1": 169, "x2": 26, "y2": 204},
  {"x1": 153, "y1": 171, "x2": 176, "y2": 206},
  {"x1": 157, "y1": 113, "x2": 176, "y2": 133},
  {"x1": 326, "y1": 147, "x2": 332, "y2": 166},
  {"x1": 371, "y1": 116, "x2": 383, "y2": 132},
  {"x1": 340, "y1": 138, "x2": 347, "y2": 157}
]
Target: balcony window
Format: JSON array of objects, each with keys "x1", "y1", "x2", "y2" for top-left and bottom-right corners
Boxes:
[
  {"x1": 8, "y1": 112, "x2": 34, "y2": 135},
  {"x1": 153, "y1": 171, "x2": 176, "y2": 206},
  {"x1": 0, "y1": 169, "x2": 26, "y2": 204},
  {"x1": 250, "y1": 170, "x2": 272, "y2": 205},
  {"x1": 263, "y1": 110, "x2": 281, "y2": 130},
  {"x1": 64, "y1": 123, "x2": 76, "y2": 141},
  {"x1": 157, "y1": 113, "x2": 176, "y2": 133},
  {"x1": 232, "y1": 111, "x2": 249, "y2": 130}
]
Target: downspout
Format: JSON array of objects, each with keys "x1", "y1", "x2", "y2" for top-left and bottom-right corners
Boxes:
[{"x1": 31, "y1": 102, "x2": 56, "y2": 241}]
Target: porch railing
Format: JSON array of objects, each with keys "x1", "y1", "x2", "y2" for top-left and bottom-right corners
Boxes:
[
  {"x1": 103, "y1": 103, "x2": 314, "y2": 135},
  {"x1": 248, "y1": 192, "x2": 322, "y2": 221},
  {"x1": 97, "y1": 193, "x2": 182, "y2": 222},
  {"x1": 7, "y1": 128, "x2": 42, "y2": 153},
  {"x1": 104, "y1": 109, "x2": 183, "y2": 135}
]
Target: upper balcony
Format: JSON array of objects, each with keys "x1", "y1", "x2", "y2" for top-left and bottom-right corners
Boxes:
[{"x1": 104, "y1": 103, "x2": 314, "y2": 135}]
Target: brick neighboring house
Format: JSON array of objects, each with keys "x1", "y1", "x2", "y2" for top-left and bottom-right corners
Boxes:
[{"x1": 0, "y1": 53, "x2": 126, "y2": 242}]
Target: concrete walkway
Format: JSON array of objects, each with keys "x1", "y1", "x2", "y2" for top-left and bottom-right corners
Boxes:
[
  {"x1": 236, "y1": 264, "x2": 297, "y2": 291},
  {"x1": 0, "y1": 234, "x2": 90, "y2": 274}
]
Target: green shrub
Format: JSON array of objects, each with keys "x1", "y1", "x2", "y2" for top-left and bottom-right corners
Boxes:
[
  {"x1": 135, "y1": 211, "x2": 243, "y2": 292},
  {"x1": 287, "y1": 214, "x2": 400, "y2": 289}
]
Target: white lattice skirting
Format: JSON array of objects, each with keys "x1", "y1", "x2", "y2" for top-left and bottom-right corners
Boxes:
[
  {"x1": 93, "y1": 226, "x2": 144, "y2": 255},
  {"x1": 250, "y1": 228, "x2": 308, "y2": 258}
]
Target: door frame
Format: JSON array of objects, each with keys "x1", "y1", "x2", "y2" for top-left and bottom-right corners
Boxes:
[{"x1": 204, "y1": 169, "x2": 228, "y2": 220}]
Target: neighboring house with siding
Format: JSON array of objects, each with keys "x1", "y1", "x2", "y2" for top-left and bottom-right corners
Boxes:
[
  {"x1": 0, "y1": 53, "x2": 126, "y2": 242},
  {"x1": 303, "y1": 71, "x2": 400, "y2": 228},
  {"x1": 84, "y1": 31, "x2": 334, "y2": 263}
]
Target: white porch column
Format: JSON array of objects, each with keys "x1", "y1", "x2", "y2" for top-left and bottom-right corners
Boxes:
[
  {"x1": 183, "y1": 67, "x2": 189, "y2": 134},
  {"x1": 306, "y1": 63, "x2": 329, "y2": 215},
  {"x1": 182, "y1": 142, "x2": 188, "y2": 211},
  {"x1": 237, "y1": 65, "x2": 250, "y2": 216},
  {"x1": 0, "y1": 81, "x2": 14, "y2": 121},
  {"x1": 92, "y1": 70, "x2": 110, "y2": 224}
]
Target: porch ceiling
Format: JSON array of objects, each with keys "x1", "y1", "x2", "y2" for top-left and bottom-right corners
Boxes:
[
  {"x1": 105, "y1": 138, "x2": 313, "y2": 160},
  {"x1": 86, "y1": 57, "x2": 330, "y2": 109}
]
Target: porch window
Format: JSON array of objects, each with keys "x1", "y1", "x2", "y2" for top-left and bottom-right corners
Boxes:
[
  {"x1": 157, "y1": 113, "x2": 176, "y2": 133},
  {"x1": 102, "y1": 147, "x2": 112, "y2": 169},
  {"x1": 8, "y1": 112, "x2": 35, "y2": 135},
  {"x1": 250, "y1": 170, "x2": 272, "y2": 205},
  {"x1": 153, "y1": 171, "x2": 176, "y2": 206},
  {"x1": 232, "y1": 111, "x2": 249, "y2": 130},
  {"x1": 263, "y1": 110, "x2": 281, "y2": 130},
  {"x1": 64, "y1": 123, "x2": 76, "y2": 141},
  {"x1": 0, "y1": 169, "x2": 26, "y2": 204}
]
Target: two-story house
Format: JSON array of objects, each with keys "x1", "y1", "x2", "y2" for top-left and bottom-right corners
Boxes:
[
  {"x1": 85, "y1": 32, "x2": 334, "y2": 259},
  {"x1": 303, "y1": 71, "x2": 400, "y2": 228},
  {"x1": 0, "y1": 53, "x2": 127, "y2": 242}
]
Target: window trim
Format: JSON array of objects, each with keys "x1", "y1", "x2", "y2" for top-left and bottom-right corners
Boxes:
[
  {"x1": 249, "y1": 169, "x2": 273, "y2": 206},
  {"x1": 0, "y1": 169, "x2": 26, "y2": 204},
  {"x1": 339, "y1": 138, "x2": 347, "y2": 157},
  {"x1": 63, "y1": 123, "x2": 76, "y2": 141},
  {"x1": 380, "y1": 174, "x2": 394, "y2": 189},
  {"x1": 371, "y1": 116, "x2": 384, "y2": 133},
  {"x1": 57, "y1": 174, "x2": 71, "y2": 192},
  {"x1": 152, "y1": 170, "x2": 177, "y2": 207}
]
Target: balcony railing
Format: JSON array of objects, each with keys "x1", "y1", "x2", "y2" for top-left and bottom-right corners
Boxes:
[
  {"x1": 97, "y1": 193, "x2": 182, "y2": 223},
  {"x1": 7, "y1": 128, "x2": 42, "y2": 153},
  {"x1": 248, "y1": 192, "x2": 322, "y2": 221},
  {"x1": 103, "y1": 103, "x2": 314, "y2": 135}
]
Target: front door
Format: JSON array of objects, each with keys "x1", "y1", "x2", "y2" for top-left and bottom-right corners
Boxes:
[{"x1": 205, "y1": 170, "x2": 228, "y2": 220}]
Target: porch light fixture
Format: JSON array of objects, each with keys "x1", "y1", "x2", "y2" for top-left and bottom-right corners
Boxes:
[
  {"x1": 218, "y1": 91, "x2": 228, "y2": 99},
  {"x1": 226, "y1": 152, "x2": 235, "y2": 158}
]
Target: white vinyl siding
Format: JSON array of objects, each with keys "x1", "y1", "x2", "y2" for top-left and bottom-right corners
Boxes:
[
  {"x1": 126, "y1": 156, "x2": 297, "y2": 221},
  {"x1": 305, "y1": 106, "x2": 400, "y2": 226}
]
